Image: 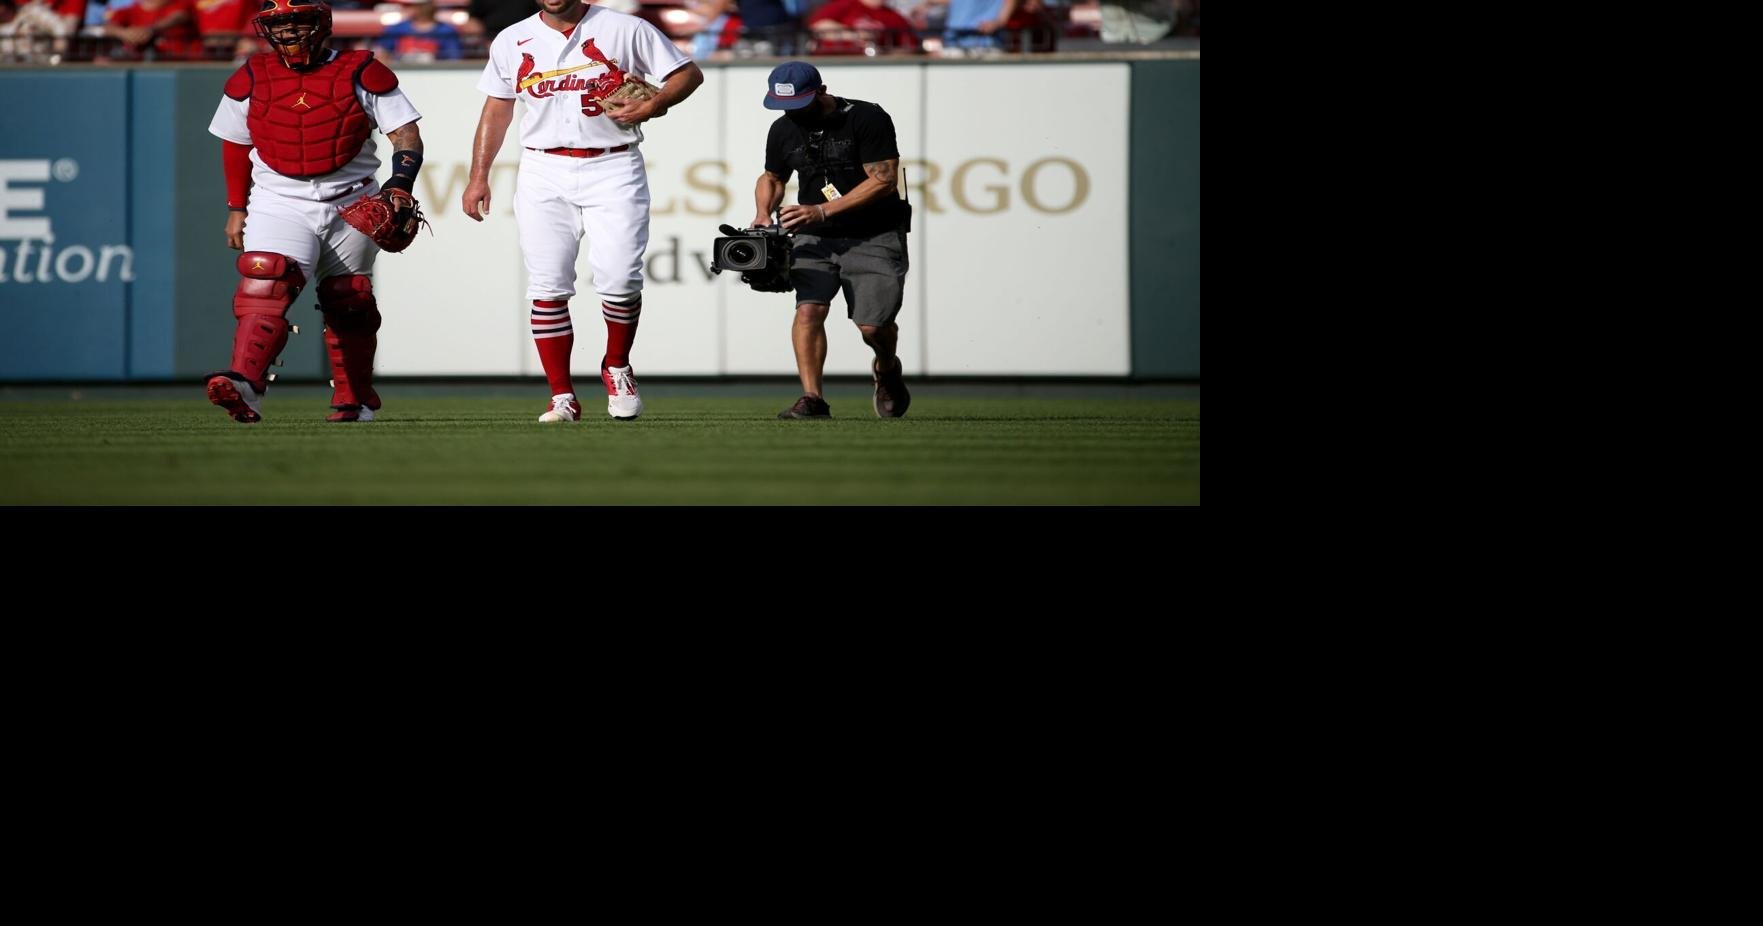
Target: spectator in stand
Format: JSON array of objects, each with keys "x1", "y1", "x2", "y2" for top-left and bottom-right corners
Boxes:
[
  {"x1": 1099, "y1": 0, "x2": 1175, "y2": 43},
  {"x1": 466, "y1": 0, "x2": 530, "y2": 42},
  {"x1": 21, "y1": 0, "x2": 82, "y2": 30},
  {"x1": 808, "y1": 0, "x2": 918, "y2": 54},
  {"x1": 0, "y1": 0, "x2": 84, "y2": 62},
  {"x1": 999, "y1": 0, "x2": 1053, "y2": 51},
  {"x1": 922, "y1": 0, "x2": 1015, "y2": 52},
  {"x1": 686, "y1": 0, "x2": 738, "y2": 60},
  {"x1": 194, "y1": 0, "x2": 255, "y2": 59},
  {"x1": 737, "y1": 0, "x2": 802, "y2": 56},
  {"x1": 105, "y1": 0, "x2": 202, "y2": 60},
  {"x1": 376, "y1": 0, "x2": 461, "y2": 61}
]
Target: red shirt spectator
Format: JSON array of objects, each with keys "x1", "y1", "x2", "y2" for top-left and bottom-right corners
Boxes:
[
  {"x1": 195, "y1": 0, "x2": 258, "y2": 59},
  {"x1": 106, "y1": 0, "x2": 203, "y2": 60},
  {"x1": 194, "y1": 0, "x2": 254, "y2": 35},
  {"x1": 808, "y1": 0, "x2": 920, "y2": 54},
  {"x1": 41, "y1": 0, "x2": 87, "y2": 19}
]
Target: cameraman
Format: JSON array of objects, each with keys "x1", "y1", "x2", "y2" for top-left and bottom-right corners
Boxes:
[{"x1": 751, "y1": 62, "x2": 912, "y2": 419}]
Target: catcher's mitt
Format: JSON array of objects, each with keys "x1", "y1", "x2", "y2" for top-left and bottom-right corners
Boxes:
[{"x1": 338, "y1": 187, "x2": 427, "y2": 254}]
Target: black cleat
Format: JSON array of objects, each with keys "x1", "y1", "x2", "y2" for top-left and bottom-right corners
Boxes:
[
  {"x1": 778, "y1": 394, "x2": 832, "y2": 419},
  {"x1": 872, "y1": 357, "x2": 910, "y2": 418}
]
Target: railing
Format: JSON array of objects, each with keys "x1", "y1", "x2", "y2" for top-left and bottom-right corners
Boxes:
[
  {"x1": 0, "y1": 30, "x2": 493, "y2": 64},
  {"x1": 699, "y1": 25, "x2": 1066, "y2": 59},
  {"x1": 1, "y1": 22, "x2": 1161, "y2": 66},
  {"x1": 0, "y1": 31, "x2": 254, "y2": 64}
]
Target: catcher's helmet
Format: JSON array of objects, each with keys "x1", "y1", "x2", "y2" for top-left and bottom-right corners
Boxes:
[{"x1": 256, "y1": 0, "x2": 333, "y2": 69}]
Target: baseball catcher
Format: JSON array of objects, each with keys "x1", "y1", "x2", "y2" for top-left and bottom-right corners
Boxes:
[{"x1": 203, "y1": 0, "x2": 426, "y2": 424}]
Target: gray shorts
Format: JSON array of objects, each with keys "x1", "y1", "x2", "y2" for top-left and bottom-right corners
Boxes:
[{"x1": 791, "y1": 229, "x2": 909, "y2": 326}]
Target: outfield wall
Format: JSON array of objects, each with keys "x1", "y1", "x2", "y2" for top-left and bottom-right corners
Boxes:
[{"x1": 0, "y1": 58, "x2": 1197, "y2": 381}]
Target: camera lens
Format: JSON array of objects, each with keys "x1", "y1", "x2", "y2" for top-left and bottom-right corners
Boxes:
[{"x1": 728, "y1": 242, "x2": 758, "y2": 266}]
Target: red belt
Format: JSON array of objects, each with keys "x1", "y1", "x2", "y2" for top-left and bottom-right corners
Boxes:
[{"x1": 528, "y1": 144, "x2": 631, "y2": 158}]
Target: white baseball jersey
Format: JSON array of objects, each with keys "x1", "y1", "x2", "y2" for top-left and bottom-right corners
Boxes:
[
  {"x1": 208, "y1": 50, "x2": 423, "y2": 202},
  {"x1": 477, "y1": 7, "x2": 691, "y2": 150}
]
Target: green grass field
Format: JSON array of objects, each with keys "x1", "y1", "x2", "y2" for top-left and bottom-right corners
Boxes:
[{"x1": 0, "y1": 384, "x2": 1199, "y2": 505}]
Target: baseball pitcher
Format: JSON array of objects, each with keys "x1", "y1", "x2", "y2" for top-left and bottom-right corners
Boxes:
[{"x1": 462, "y1": 0, "x2": 703, "y2": 423}]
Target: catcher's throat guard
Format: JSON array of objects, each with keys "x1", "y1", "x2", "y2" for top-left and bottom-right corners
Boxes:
[{"x1": 712, "y1": 223, "x2": 794, "y2": 294}]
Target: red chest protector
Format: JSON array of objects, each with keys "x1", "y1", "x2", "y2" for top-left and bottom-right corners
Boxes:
[{"x1": 226, "y1": 49, "x2": 399, "y2": 179}]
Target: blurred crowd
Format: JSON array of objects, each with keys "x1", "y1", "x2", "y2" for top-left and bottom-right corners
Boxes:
[{"x1": 0, "y1": 0, "x2": 1197, "y2": 64}]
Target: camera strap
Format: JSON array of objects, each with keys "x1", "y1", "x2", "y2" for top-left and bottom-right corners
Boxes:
[
  {"x1": 806, "y1": 129, "x2": 830, "y2": 193},
  {"x1": 900, "y1": 165, "x2": 912, "y2": 235}
]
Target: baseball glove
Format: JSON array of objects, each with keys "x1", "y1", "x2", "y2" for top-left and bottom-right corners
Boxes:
[
  {"x1": 338, "y1": 187, "x2": 427, "y2": 254},
  {"x1": 601, "y1": 76, "x2": 662, "y2": 115}
]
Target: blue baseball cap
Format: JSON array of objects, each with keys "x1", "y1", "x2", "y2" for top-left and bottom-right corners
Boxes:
[{"x1": 764, "y1": 62, "x2": 823, "y2": 110}]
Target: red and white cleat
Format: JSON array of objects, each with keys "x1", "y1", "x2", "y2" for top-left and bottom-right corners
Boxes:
[
  {"x1": 603, "y1": 365, "x2": 643, "y2": 420},
  {"x1": 539, "y1": 394, "x2": 581, "y2": 423},
  {"x1": 326, "y1": 405, "x2": 376, "y2": 423},
  {"x1": 206, "y1": 374, "x2": 263, "y2": 424}
]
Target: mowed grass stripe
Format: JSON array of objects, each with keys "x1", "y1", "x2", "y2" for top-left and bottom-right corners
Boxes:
[{"x1": 1, "y1": 398, "x2": 1198, "y2": 505}]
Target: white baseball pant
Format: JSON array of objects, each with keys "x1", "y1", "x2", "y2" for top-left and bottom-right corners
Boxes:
[
  {"x1": 514, "y1": 147, "x2": 650, "y2": 301},
  {"x1": 242, "y1": 182, "x2": 380, "y2": 280}
]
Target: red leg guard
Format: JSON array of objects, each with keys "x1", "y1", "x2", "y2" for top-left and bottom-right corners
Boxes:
[
  {"x1": 318, "y1": 274, "x2": 382, "y2": 411},
  {"x1": 230, "y1": 251, "x2": 304, "y2": 391}
]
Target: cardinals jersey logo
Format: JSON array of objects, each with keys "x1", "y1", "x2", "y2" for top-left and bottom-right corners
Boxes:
[
  {"x1": 518, "y1": 51, "x2": 603, "y2": 98},
  {"x1": 579, "y1": 38, "x2": 628, "y2": 101}
]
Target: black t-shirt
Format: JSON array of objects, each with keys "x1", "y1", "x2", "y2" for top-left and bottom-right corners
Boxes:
[{"x1": 765, "y1": 98, "x2": 907, "y2": 239}]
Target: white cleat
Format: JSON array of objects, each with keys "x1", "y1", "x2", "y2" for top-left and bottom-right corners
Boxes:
[
  {"x1": 603, "y1": 365, "x2": 643, "y2": 420},
  {"x1": 539, "y1": 393, "x2": 581, "y2": 422}
]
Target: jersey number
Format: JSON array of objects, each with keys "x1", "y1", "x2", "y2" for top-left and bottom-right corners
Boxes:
[{"x1": 581, "y1": 95, "x2": 602, "y2": 117}]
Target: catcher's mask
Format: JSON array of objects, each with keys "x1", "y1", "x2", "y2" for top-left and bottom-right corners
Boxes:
[{"x1": 256, "y1": 0, "x2": 333, "y2": 69}]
